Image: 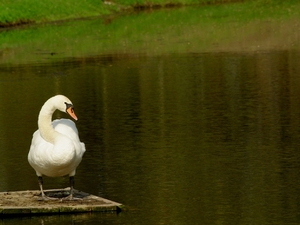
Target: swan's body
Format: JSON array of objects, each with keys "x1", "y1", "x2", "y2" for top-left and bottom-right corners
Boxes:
[
  {"x1": 28, "y1": 95, "x2": 86, "y2": 200},
  {"x1": 29, "y1": 119, "x2": 84, "y2": 177}
]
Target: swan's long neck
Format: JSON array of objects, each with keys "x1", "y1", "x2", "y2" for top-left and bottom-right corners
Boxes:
[{"x1": 38, "y1": 99, "x2": 59, "y2": 144}]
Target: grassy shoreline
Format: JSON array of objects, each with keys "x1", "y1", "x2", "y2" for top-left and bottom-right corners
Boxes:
[
  {"x1": 1, "y1": 0, "x2": 300, "y2": 65},
  {"x1": 0, "y1": 0, "x2": 274, "y2": 28}
]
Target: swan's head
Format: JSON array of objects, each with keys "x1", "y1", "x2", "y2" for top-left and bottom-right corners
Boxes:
[
  {"x1": 65, "y1": 102, "x2": 78, "y2": 121},
  {"x1": 52, "y1": 95, "x2": 78, "y2": 121}
]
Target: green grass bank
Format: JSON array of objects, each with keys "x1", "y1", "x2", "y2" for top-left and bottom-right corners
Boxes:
[
  {"x1": 1, "y1": 0, "x2": 300, "y2": 65},
  {"x1": 1, "y1": 0, "x2": 299, "y2": 28}
]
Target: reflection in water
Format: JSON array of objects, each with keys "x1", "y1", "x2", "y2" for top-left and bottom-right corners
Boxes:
[{"x1": 1, "y1": 50, "x2": 300, "y2": 224}]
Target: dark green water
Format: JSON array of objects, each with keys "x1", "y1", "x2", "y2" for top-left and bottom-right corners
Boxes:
[
  {"x1": 1, "y1": 51, "x2": 300, "y2": 224},
  {"x1": 1, "y1": 7, "x2": 300, "y2": 225}
]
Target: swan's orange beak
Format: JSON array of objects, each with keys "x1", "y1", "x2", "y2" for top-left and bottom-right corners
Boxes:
[{"x1": 67, "y1": 107, "x2": 78, "y2": 121}]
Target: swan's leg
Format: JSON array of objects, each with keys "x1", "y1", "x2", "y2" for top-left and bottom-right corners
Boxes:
[
  {"x1": 38, "y1": 176, "x2": 46, "y2": 198},
  {"x1": 68, "y1": 176, "x2": 75, "y2": 199},
  {"x1": 38, "y1": 176, "x2": 57, "y2": 200},
  {"x1": 61, "y1": 176, "x2": 81, "y2": 201}
]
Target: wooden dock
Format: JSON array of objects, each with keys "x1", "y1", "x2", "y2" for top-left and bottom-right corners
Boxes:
[{"x1": 0, "y1": 188, "x2": 124, "y2": 216}]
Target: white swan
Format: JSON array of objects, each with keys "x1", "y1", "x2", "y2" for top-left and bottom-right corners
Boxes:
[{"x1": 28, "y1": 95, "x2": 86, "y2": 200}]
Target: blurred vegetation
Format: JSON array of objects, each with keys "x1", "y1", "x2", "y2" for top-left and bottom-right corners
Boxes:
[
  {"x1": 0, "y1": 1, "x2": 300, "y2": 65},
  {"x1": 1, "y1": 0, "x2": 300, "y2": 26},
  {"x1": 0, "y1": 0, "x2": 113, "y2": 25}
]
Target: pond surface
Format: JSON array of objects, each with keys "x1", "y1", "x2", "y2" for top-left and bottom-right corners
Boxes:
[{"x1": 1, "y1": 6, "x2": 300, "y2": 225}]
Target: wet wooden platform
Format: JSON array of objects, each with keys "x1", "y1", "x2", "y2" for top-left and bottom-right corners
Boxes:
[{"x1": 0, "y1": 188, "x2": 124, "y2": 216}]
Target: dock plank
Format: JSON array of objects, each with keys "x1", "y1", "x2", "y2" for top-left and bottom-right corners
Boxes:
[{"x1": 0, "y1": 188, "x2": 123, "y2": 216}]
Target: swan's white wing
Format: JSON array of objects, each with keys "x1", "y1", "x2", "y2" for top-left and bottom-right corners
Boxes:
[
  {"x1": 28, "y1": 130, "x2": 53, "y2": 176},
  {"x1": 53, "y1": 119, "x2": 86, "y2": 158}
]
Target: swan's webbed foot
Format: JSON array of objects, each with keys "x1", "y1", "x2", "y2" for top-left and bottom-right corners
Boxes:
[
  {"x1": 60, "y1": 176, "x2": 82, "y2": 201},
  {"x1": 38, "y1": 194, "x2": 59, "y2": 201},
  {"x1": 60, "y1": 194, "x2": 82, "y2": 201}
]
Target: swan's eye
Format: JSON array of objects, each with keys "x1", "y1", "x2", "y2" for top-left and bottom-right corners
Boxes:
[{"x1": 64, "y1": 102, "x2": 73, "y2": 111}]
